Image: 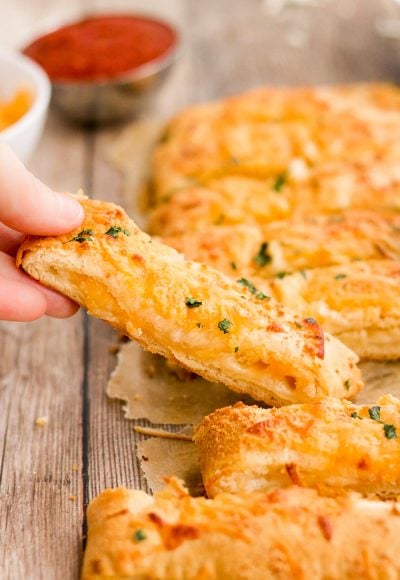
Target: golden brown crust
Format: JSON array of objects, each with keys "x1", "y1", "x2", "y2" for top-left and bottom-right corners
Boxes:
[
  {"x1": 17, "y1": 197, "x2": 362, "y2": 406},
  {"x1": 150, "y1": 84, "x2": 400, "y2": 235},
  {"x1": 149, "y1": 162, "x2": 400, "y2": 235},
  {"x1": 265, "y1": 260, "x2": 400, "y2": 360},
  {"x1": 161, "y1": 209, "x2": 400, "y2": 278},
  {"x1": 152, "y1": 84, "x2": 400, "y2": 199},
  {"x1": 82, "y1": 478, "x2": 400, "y2": 579},
  {"x1": 160, "y1": 219, "x2": 400, "y2": 359},
  {"x1": 194, "y1": 395, "x2": 400, "y2": 498}
]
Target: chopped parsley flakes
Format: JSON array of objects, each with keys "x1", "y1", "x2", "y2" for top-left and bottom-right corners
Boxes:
[
  {"x1": 276, "y1": 271, "x2": 290, "y2": 279},
  {"x1": 255, "y1": 291, "x2": 270, "y2": 300},
  {"x1": 133, "y1": 529, "x2": 146, "y2": 542},
  {"x1": 335, "y1": 274, "x2": 347, "y2": 280},
  {"x1": 105, "y1": 226, "x2": 130, "y2": 238},
  {"x1": 230, "y1": 261, "x2": 237, "y2": 270},
  {"x1": 254, "y1": 242, "x2": 272, "y2": 267},
  {"x1": 236, "y1": 278, "x2": 270, "y2": 301},
  {"x1": 218, "y1": 318, "x2": 232, "y2": 334},
  {"x1": 185, "y1": 297, "x2": 202, "y2": 309},
  {"x1": 344, "y1": 380, "x2": 351, "y2": 391},
  {"x1": 366, "y1": 406, "x2": 398, "y2": 439},
  {"x1": 272, "y1": 172, "x2": 287, "y2": 192},
  {"x1": 351, "y1": 411, "x2": 363, "y2": 420},
  {"x1": 70, "y1": 229, "x2": 93, "y2": 243},
  {"x1": 234, "y1": 346, "x2": 239, "y2": 353},
  {"x1": 238, "y1": 278, "x2": 257, "y2": 293},
  {"x1": 384, "y1": 424, "x2": 398, "y2": 439},
  {"x1": 368, "y1": 406, "x2": 381, "y2": 422}
]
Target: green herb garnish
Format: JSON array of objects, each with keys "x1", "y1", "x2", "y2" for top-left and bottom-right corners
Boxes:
[
  {"x1": 366, "y1": 406, "x2": 398, "y2": 439},
  {"x1": 133, "y1": 529, "x2": 146, "y2": 542},
  {"x1": 230, "y1": 261, "x2": 237, "y2": 271},
  {"x1": 384, "y1": 424, "x2": 398, "y2": 439},
  {"x1": 276, "y1": 271, "x2": 290, "y2": 279},
  {"x1": 351, "y1": 411, "x2": 363, "y2": 420},
  {"x1": 254, "y1": 242, "x2": 272, "y2": 267},
  {"x1": 105, "y1": 226, "x2": 130, "y2": 238},
  {"x1": 335, "y1": 274, "x2": 347, "y2": 280},
  {"x1": 234, "y1": 346, "x2": 239, "y2": 353},
  {"x1": 272, "y1": 172, "x2": 287, "y2": 192},
  {"x1": 218, "y1": 319, "x2": 232, "y2": 334},
  {"x1": 185, "y1": 297, "x2": 202, "y2": 309},
  {"x1": 344, "y1": 380, "x2": 351, "y2": 391},
  {"x1": 236, "y1": 278, "x2": 270, "y2": 301},
  {"x1": 368, "y1": 406, "x2": 381, "y2": 422},
  {"x1": 237, "y1": 278, "x2": 257, "y2": 293},
  {"x1": 299, "y1": 270, "x2": 307, "y2": 279},
  {"x1": 70, "y1": 229, "x2": 93, "y2": 243},
  {"x1": 256, "y1": 291, "x2": 270, "y2": 300}
]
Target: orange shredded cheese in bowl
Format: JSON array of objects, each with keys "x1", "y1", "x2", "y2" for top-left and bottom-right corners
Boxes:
[{"x1": 0, "y1": 89, "x2": 32, "y2": 131}]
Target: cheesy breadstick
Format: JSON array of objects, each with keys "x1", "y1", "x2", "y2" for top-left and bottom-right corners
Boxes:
[
  {"x1": 194, "y1": 395, "x2": 400, "y2": 498},
  {"x1": 161, "y1": 209, "x2": 400, "y2": 278},
  {"x1": 16, "y1": 197, "x2": 362, "y2": 406},
  {"x1": 82, "y1": 478, "x2": 400, "y2": 579}
]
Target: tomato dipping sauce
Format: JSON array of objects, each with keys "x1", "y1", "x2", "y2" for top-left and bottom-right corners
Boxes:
[{"x1": 23, "y1": 14, "x2": 177, "y2": 83}]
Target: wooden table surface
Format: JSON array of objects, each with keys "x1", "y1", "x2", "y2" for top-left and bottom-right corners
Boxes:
[{"x1": 1, "y1": 1, "x2": 399, "y2": 578}]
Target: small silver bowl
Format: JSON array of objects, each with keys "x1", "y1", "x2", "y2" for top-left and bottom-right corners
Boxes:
[
  {"x1": 51, "y1": 46, "x2": 180, "y2": 124},
  {"x1": 29, "y1": 15, "x2": 182, "y2": 125}
]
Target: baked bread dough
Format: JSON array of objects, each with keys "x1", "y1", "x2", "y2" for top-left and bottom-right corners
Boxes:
[
  {"x1": 194, "y1": 395, "x2": 400, "y2": 498},
  {"x1": 161, "y1": 214, "x2": 400, "y2": 359},
  {"x1": 149, "y1": 162, "x2": 400, "y2": 235},
  {"x1": 16, "y1": 197, "x2": 362, "y2": 406},
  {"x1": 152, "y1": 84, "x2": 400, "y2": 200},
  {"x1": 266, "y1": 260, "x2": 400, "y2": 360},
  {"x1": 150, "y1": 84, "x2": 400, "y2": 235},
  {"x1": 82, "y1": 477, "x2": 400, "y2": 579},
  {"x1": 161, "y1": 209, "x2": 400, "y2": 278}
]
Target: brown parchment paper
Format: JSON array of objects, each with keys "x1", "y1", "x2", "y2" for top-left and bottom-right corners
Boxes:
[
  {"x1": 357, "y1": 361, "x2": 400, "y2": 403},
  {"x1": 107, "y1": 341, "x2": 257, "y2": 425},
  {"x1": 137, "y1": 433, "x2": 201, "y2": 496}
]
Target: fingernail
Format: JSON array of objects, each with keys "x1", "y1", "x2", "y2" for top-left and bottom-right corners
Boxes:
[{"x1": 56, "y1": 194, "x2": 84, "y2": 226}]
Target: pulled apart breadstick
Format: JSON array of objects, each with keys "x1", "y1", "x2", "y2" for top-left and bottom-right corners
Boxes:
[
  {"x1": 17, "y1": 197, "x2": 362, "y2": 406},
  {"x1": 82, "y1": 478, "x2": 400, "y2": 579},
  {"x1": 194, "y1": 395, "x2": 400, "y2": 498},
  {"x1": 162, "y1": 215, "x2": 400, "y2": 360}
]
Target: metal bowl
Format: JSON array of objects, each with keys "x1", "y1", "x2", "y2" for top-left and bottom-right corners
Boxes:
[{"x1": 47, "y1": 19, "x2": 181, "y2": 125}]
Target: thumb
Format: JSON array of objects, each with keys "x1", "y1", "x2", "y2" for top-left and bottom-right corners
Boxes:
[{"x1": 0, "y1": 142, "x2": 84, "y2": 235}]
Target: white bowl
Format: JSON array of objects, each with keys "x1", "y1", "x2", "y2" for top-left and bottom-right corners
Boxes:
[{"x1": 0, "y1": 49, "x2": 51, "y2": 163}]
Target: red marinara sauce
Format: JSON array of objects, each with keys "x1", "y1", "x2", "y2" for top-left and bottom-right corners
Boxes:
[{"x1": 23, "y1": 15, "x2": 177, "y2": 82}]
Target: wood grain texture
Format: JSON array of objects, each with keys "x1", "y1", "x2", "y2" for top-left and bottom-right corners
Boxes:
[{"x1": 1, "y1": 0, "x2": 399, "y2": 578}]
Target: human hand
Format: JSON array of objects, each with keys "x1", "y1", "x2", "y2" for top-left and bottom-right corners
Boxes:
[{"x1": 0, "y1": 143, "x2": 84, "y2": 321}]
